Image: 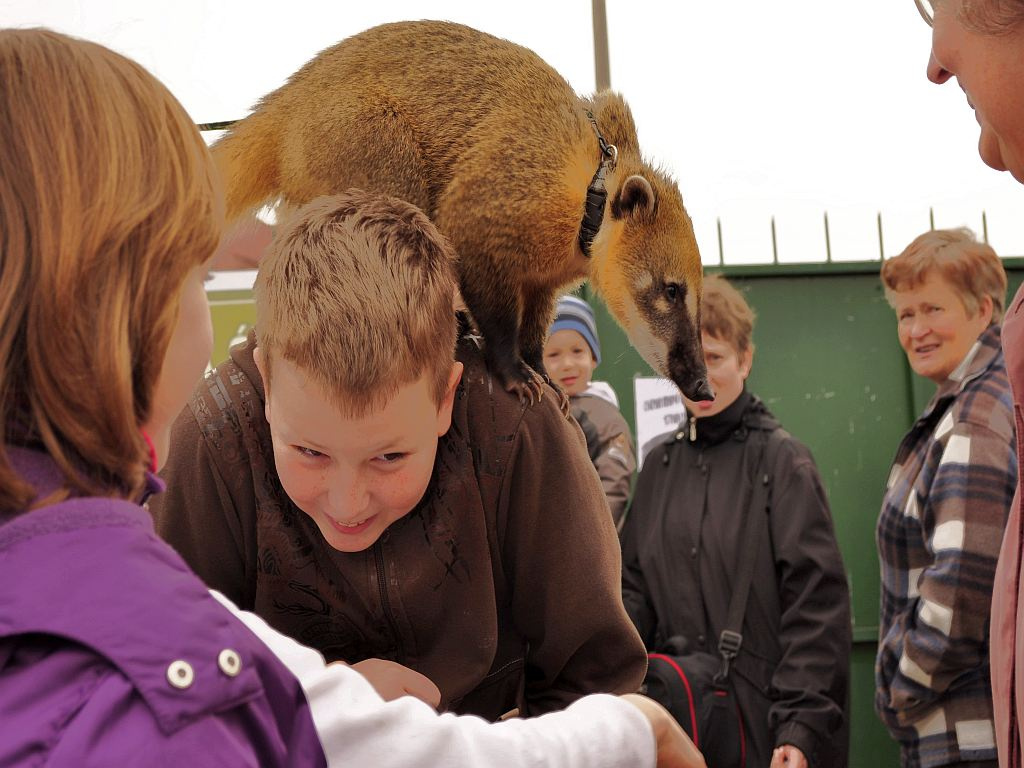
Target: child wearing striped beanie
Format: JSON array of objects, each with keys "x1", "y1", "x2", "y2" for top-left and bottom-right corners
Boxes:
[{"x1": 545, "y1": 296, "x2": 636, "y2": 528}]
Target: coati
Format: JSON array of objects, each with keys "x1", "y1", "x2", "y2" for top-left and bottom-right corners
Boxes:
[{"x1": 213, "y1": 20, "x2": 712, "y2": 404}]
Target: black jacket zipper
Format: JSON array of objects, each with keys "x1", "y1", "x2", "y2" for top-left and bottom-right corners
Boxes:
[{"x1": 374, "y1": 538, "x2": 406, "y2": 661}]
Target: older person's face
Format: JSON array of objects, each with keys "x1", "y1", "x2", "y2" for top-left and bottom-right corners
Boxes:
[
  {"x1": 926, "y1": 0, "x2": 1024, "y2": 182},
  {"x1": 890, "y1": 272, "x2": 993, "y2": 383}
]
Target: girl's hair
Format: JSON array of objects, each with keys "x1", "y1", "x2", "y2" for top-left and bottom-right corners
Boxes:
[{"x1": 0, "y1": 29, "x2": 223, "y2": 511}]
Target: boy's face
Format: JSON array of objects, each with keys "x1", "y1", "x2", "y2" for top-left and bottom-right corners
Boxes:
[
  {"x1": 255, "y1": 350, "x2": 463, "y2": 553},
  {"x1": 543, "y1": 329, "x2": 597, "y2": 396}
]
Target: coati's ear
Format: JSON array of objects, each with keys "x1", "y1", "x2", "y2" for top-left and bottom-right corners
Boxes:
[{"x1": 611, "y1": 175, "x2": 656, "y2": 220}]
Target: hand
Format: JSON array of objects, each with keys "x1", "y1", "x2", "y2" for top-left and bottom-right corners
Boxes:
[
  {"x1": 342, "y1": 658, "x2": 442, "y2": 707},
  {"x1": 770, "y1": 744, "x2": 808, "y2": 768},
  {"x1": 621, "y1": 694, "x2": 707, "y2": 768}
]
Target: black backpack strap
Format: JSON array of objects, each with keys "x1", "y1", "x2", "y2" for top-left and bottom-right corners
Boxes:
[{"x1": 716, "y1": 432, "x2": 772, "y2": 683}]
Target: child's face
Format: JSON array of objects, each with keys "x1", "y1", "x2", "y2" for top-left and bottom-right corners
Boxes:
[
  {"x1": 143, "y1": 259, "x2": 214, "y2": 469},
  {"x1": 683, "y1": 332, "x2": 751, "y2": 419},
  {"x1": 256, "y1": 351, "x2": 462, "y2": 553},
  {"x1": 543, "y1": 329, "x2": 596, "y2": 396}
]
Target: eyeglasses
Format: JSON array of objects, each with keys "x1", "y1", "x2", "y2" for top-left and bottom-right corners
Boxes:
[{"x1": 914, "y1": 0, "x2": 934, "y2": 26}]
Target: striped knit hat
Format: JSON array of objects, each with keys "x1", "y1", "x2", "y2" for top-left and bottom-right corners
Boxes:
[{"x1": 550, "y1": 295, "x2": 601, "y2": 365}]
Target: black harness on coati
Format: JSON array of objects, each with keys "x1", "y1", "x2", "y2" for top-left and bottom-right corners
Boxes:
[{"x1": 578, "y1": 112, "x2": 618, "y2": 257}]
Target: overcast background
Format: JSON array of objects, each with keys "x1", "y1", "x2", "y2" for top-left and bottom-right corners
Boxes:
[{"x1": 4, "y1": 0, "x2": 1022, "y2": 264}]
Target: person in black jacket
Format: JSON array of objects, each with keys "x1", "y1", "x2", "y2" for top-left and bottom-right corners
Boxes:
[{"x1": 621, "y1": 274, "x2": 851, "y2": 768}]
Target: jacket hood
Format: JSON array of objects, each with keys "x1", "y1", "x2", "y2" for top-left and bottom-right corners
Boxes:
[{"x1": 0, "y1": 448, "x2": 263, "y2": 736}]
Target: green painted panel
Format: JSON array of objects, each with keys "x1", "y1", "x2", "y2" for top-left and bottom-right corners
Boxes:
[
  {"x1": 731, "y1": 273, "x2": 910, "y2": 636},
  {"x1": 207, "y1": 289, "x2": 256, "y2": 368},
  {"x1": 850, "y1": 642, "x2": 900, "y2": 767}
]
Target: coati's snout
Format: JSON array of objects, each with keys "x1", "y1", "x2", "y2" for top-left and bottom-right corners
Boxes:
[
  {"x1": 623, "y1": 274, "x2": 713, "y2": 403},
  {"x1": 668, "y1": 339, "x2": 714, "y2": 403},
  {"x1": 602, "y1": 174, "x2": 713, "y2": 402}
]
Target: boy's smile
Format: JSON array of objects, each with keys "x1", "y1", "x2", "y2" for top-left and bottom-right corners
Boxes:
[{"x1": 255, "y1": 349, "x2": 462, "y2": 553}]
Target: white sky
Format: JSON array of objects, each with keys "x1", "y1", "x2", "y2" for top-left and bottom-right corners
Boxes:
[{"x1": 4, "y1": 0, "x2": 1023, "y2": 264}]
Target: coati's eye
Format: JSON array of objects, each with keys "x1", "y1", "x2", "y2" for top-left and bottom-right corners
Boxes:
[{"x1": 664, "y1": 283, "x2": 680, "y2": 302}]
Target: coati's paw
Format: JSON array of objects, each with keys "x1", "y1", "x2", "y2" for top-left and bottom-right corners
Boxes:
[
  {"x1": 501, "y1": 360, "x2": 547, "y2": 406},
  {"x1": 556, "y1": 389, "x2": 570, "y2": 417},
  {"x1": 542, "y1": 376, "x2": 571, "y2": 418}
]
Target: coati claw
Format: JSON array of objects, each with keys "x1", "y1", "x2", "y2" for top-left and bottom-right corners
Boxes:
[
  {"x1": 555, "y1": 389, "x2": 571, "y2": 417},
  {"x1": 503, "y1": 361, "x2": 546, "y2": 406},
  {"x1": 542, "y1": 375, "x2": 572, "y2": 418}
]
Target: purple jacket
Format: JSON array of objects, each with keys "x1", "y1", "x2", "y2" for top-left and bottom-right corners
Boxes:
[{"x1": 0, "y1": 447, "x2": 327, "y2": 767}]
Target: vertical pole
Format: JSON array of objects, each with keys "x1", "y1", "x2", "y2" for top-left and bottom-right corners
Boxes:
[
  {"x1": 824, "y1": 211, "x2": 832, "y2": 263},
  {"x1": 929, "y1": 207, "x2": 935, "y2": 230},
  {"x1": 771, "y1": 216, "x2": 779, "y2": 264},
  {"x1": 982, "y1": 210, "x2": 989, "y2": 243},
  {"x1": 877, "y1": 212, "x2": 885, "y2": 260},
  {"x1": 717, "y1": 217, "x2": 725, "y2": 265},
  {"x1": 592, "y1": 0, "x2": 611, "y2": 91}
]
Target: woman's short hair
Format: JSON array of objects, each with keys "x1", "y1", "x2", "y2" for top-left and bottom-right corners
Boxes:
[
  {"x1": 700, "y1": 274, "x2": 756, "y2": 356},
  {"x1": 0, "y1": 29, "x2": 223, "y2": 511},
  {"x1": 880, "y1": 228, "x2": 1007, "y2": 322},
  {"x1": 959, "y1": 0, "x2": 1024, "y2": 35}
]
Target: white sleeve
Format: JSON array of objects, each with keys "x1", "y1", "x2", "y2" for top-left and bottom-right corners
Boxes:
[{"x1": 210, "y1": 590, "x2": 656, "y2": 768}]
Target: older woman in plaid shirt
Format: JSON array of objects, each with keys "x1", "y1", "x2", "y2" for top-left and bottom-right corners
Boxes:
[{"x1": 876, "y1": 229, "x2": 1016, "y2": 768}]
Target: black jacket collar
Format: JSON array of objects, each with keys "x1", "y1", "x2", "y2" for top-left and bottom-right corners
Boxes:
[{"x1": 677, "y1": 388, "x2": 779, "y2": 449}]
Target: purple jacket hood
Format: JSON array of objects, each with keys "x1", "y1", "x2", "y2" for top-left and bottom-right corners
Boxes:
[{"x1": 0, "y1": 447, "x2": 325, "y2": 764}]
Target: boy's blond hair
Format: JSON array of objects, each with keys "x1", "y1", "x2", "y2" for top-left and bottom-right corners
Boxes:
[
  {"x1": 701, "y1": 274, "x2": 756, "y2": 356},
  {"x1": 255, "y1": 191, "x2": 459, "y2": 415}
]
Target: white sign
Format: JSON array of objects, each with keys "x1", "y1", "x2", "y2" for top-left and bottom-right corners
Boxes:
[{"x1": 634, "y1": 377, "x2": 689, "y2": 469}]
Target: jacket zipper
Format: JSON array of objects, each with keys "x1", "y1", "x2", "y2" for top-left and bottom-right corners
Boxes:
[{"x1": 374, "y1": 539, "x2": 406, "y2": 662}]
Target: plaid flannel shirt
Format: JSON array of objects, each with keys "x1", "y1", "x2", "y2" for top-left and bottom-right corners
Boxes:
[{"x1": 877, "y1": 324, "x2": 1016, "y2": 768}]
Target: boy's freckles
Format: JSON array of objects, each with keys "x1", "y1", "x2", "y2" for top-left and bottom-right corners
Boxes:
[{"x1": 259, "y1": 355, "x2": 449, "y2": 553}]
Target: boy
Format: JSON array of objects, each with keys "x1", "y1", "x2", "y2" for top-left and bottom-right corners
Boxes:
[
  {"x1": 544, "y1": 295, "x2": 636, "y2": 527},
  {"x1": 150, "y1": 190, "x2": 646, "y2": 720}
]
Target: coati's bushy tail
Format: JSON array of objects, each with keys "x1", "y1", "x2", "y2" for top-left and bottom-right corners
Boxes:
[{"x1": 211, "y1": 110, "x2": 282, "y2": 225}]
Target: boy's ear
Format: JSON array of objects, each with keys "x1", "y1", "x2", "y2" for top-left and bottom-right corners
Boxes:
[{"x1": 435, "y1": 362, "x2": 464, "y2": 437}]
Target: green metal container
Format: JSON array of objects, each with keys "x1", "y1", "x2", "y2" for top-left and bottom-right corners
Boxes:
[{"x1": 585, "y1": 259, "x2": 1024, "y2": 768}]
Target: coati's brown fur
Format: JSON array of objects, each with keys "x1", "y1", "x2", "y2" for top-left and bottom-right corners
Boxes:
[{"x1": 214, "y1": 20, "x2": 711, "y2": 402}]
